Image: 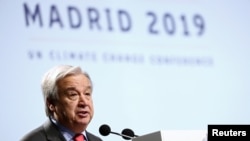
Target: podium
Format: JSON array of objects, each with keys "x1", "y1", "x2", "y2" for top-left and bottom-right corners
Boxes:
[{"x1": 132, "y1": 130, "x2": 207, "y2": 141}]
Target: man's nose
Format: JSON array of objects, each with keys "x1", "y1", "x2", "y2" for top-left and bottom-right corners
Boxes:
[{"x1": 78, "y1": 93, "x2": 87, "y2": 104}]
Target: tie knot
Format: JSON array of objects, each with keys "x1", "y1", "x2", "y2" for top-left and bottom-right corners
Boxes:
[{"x1": 73, "y1": 133, "x2": 85, "y2": 141}]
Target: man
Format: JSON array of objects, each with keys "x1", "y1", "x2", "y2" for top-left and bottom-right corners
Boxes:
[{"x1": 21, "y1": 65, "x2": 102, "y2": 141}]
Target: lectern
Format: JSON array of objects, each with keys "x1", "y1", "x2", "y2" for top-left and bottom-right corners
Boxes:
[{"x1": 132, "y1": 130, "x2": 207, "y2": 141}]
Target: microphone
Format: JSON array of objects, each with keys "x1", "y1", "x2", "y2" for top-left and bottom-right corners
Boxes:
[
  {"x1": 121, "y1": 128, "x2": 139, "y2": 140},
  {"x1": 99, "y1": 124, "x2": 134, "y2": 140}
]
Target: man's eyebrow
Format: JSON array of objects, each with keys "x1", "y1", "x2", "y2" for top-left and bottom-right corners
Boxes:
[
  {"x1": 63, "y1": 87, "x2": 77, "y2": 93},
  {"x1": 86, "y1": 85, "x2": 92, "y2": 89}
]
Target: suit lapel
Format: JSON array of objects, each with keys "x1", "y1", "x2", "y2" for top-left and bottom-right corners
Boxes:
[{"x1": 43, "y1": 119, "x2": 67, "y2": 141}]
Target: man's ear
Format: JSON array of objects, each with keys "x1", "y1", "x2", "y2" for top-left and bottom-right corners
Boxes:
[{"x1": 47, "y1": 98, "x2": 55, "y2": 112}]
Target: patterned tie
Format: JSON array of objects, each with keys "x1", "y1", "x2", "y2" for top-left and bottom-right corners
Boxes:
[{"x1": 73, "y1": 134, "x2": 85, "y2": 141}]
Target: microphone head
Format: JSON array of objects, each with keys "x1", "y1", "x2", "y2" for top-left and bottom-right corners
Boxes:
[
  {"x1": 99, "y1": 124, "x2": 111, "y2": 136},
  {"x1": 121, "y1": 128, "x2": 135, "y2": 140}
]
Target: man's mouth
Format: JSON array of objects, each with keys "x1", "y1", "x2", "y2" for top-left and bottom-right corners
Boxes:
[{"x1": 77, "y1": 111, "x2": 88, "y2": 117}]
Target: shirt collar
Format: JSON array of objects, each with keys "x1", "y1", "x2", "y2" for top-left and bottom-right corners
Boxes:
[{"x1": 50, "y1": 117, "x2": 88, "y2": 141}]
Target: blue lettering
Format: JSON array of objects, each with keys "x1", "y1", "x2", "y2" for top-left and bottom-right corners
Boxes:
[
  {"x1": 118, "y1": 10, "x2": 131, "y2": 32},
  {"x1": 50, "y1": 5, "x2": 63, "y2": 28},
  {"x1": 88, "y1": 8, "x2": 101, "y2": 30},
  {"x1": 23, "y1": 3, "x2": 43, "y2": 27},
  {"x1": 105, "y1": 9, "x2": 113, "y2": 31},
  {"x1": 68, "y1": 6, "x2": 82, "y2": 28}
]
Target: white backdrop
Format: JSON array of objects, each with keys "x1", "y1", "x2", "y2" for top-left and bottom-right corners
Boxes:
[{"x1": 0, "y1": 0, "x2": 250, "y2": 141}]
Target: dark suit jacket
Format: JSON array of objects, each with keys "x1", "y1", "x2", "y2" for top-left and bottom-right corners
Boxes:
[{"x1": 20, "y1": 119, "x2": 102, "y2": 141}]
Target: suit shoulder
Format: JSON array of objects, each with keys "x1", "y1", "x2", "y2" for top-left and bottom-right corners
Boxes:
[
  {"x1": 20, "y1": 125, "x2": 46, "y2": 141},
  {"x1": 87, "y1": 131, "x2": 103, "y2": 141}
]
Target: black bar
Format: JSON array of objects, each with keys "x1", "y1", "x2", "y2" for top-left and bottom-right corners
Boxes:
[{"x1": 208, "y1": 124, "x2": 250, "y2": 141}]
